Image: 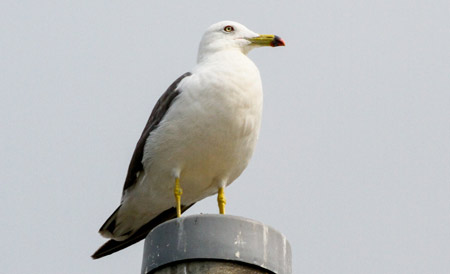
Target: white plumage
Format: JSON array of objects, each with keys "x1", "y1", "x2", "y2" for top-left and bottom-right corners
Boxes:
[{"x1": 93, "y1": 21, "x2": 284, "y2": 259}]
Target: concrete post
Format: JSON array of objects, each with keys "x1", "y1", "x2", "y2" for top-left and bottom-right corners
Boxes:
[{"x1": 141, "y1": 214, "x2": 292, "y2": 274}]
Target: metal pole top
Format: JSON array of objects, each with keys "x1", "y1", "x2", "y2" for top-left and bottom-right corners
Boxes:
[{"x1": 141, "y1": 214, "x2": 292, "y2": 274}]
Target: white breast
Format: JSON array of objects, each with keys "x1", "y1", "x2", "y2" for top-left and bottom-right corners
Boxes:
[{"x1": 126, "y1": 50, "x2": 263, "y2": 222}]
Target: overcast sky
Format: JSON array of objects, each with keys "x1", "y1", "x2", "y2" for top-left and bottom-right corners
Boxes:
[{"x1": 1, "y1": 1, "x2": 449, "y2": 273}]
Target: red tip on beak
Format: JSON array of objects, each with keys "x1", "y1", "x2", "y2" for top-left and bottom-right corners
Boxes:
[{"x1": 271, "y1": 35, "x2": 286, "y2": 47}]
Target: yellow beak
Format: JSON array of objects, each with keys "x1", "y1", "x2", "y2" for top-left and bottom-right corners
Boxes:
[{"x1": 247, "y1": 34, "x2": 286, "y2": 47}]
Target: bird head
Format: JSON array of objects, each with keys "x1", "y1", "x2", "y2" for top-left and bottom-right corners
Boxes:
[{"x1": 197, "y1": 21, "x2": 285, "y2": 62}]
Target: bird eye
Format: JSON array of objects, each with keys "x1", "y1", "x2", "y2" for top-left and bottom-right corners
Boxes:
[{"x1": 223, "y1": 25, "x2": 234, "y2": 32}]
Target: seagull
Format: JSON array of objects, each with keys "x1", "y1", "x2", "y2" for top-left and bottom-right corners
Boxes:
[{"x1": 92, "y1": 21, "x2": 285, "y2": 259}]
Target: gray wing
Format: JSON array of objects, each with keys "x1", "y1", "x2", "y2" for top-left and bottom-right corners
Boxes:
[{"x1": 122, "y1": 72, "x2": 192, "y2": 192}]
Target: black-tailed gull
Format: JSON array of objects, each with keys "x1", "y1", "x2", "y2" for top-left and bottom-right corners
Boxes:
[{"x1": 92, "y1": 21, "x2": 285, "y2": 259}]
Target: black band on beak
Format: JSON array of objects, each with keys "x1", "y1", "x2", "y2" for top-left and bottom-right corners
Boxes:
[{"x1": 271, "y1": 35, "x2": 286, "y2": 47}]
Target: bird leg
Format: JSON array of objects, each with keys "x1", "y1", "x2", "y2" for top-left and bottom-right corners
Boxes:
[
  {"x1": 217, "y1": 187, "x2": 226, "y2": 214},
  {"x1": 174, "y1": 177, "x2": 183, "y2": 217}
]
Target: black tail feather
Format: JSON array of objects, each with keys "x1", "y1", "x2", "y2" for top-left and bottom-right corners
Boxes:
[{"x1": 92, "y1": 203, "x2": 195, "y2": 259}]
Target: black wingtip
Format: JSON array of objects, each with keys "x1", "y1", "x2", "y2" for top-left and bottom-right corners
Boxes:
[
  {"x1": 92, "y1": 239, "x2": 123, "y2": 259},
  {"x1": 98, "y1": 205, "x2": 122, "y2": 237},
  {"x1": 92, "y1": 203, "x2": 195, "y2": 259}
]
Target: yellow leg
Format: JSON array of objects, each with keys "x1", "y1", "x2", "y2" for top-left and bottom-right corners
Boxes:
[
  {"x1": 174, "y1": 177, "x2": 183, "y2": 217},
  {"x1": 217, "y1": 187, "x2": 226, "y2": 214}
]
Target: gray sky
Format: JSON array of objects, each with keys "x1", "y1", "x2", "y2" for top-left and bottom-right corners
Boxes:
[{"x1": 1, "y1": 1, "x2": 449, "y2": 273}]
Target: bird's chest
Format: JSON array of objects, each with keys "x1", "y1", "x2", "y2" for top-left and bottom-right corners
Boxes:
[
  {"x1": 142, "y1": 57, "x2": 263, "y2": 194},
  {"x1": 161, "y1": 76, "x2": 262, "y2": 178},
  {"x1": 181, "y1": 88, "x2": 261, "y2": 163}
]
